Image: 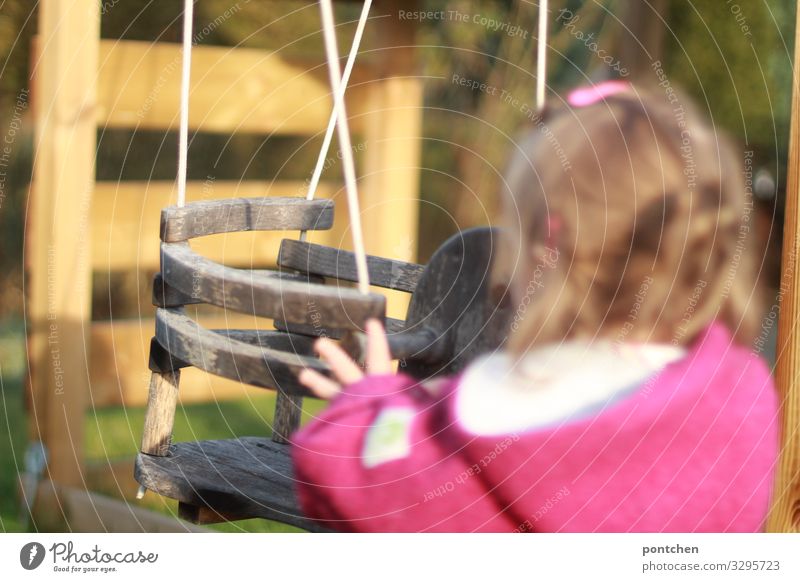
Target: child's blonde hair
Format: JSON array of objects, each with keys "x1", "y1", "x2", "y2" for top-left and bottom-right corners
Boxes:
[{"x1": 496, "y1": 84, "x2": 762, "y2": 355}]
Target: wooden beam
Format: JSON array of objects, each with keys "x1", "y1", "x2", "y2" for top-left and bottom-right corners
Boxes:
[
  {"x1": 27, "y1": 0, "x2": 99, "y2": 487},
  {"x1": 97, "y1": 39, "x2": 370, "y2": 134},
  {"x1": 768, "y1": 0, "x2": 800, "y2": 534},
  {"x1": 91, "y1": 181, "x2": 338, "y2": 270},
  {"x1": 615, "y1": 0, "x2": 669, "y2": 80},
  {"x1": 32, "y1": 479, "x2": 206, "y2": 533}
]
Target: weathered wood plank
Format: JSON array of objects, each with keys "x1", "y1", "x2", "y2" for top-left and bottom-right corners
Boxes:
[
  {"x1": 217, "y1": 329, "x2": 317, "y2": 354},
  {"x1": 160, "y1": 242, "x2": 385, "y2": 327},
  {"x1": 155, "y1": 308, "x2": 325, "y2": 396},
  {"x1": 161, "y1": 198, "x2": 334, "y2": 242},
  {"x1": 278, "y1": 239, "x2": 424, "y2": 293},
  {"x1": 273, "y1": 315, "x2": 406, "y2": 339},
  {"x1": 135, "y1": 438, "x2": 327, "y2": 532},
  {"x1": 152, "y1": 270, "x2": 322, "y2": 308},
  {"x1": 149, "y1": 330, "x2": 317, "y2": 373},
  {"x1": 140, "y1": 371, "x2": 181, "y2": 457},
  {"x1": 273, "y1": 319, "x2": 344, "y2": 340}
]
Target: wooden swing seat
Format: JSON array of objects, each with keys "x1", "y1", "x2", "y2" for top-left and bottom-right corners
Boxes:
[
  {"x1": 134, "y1": 196, "x2": 508, "y2": 528},
  {"x1": 136, "y1": 438, "x2": 326, "y2": 531}
]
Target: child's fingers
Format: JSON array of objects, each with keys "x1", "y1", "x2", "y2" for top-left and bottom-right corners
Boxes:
[
  {"x1": 365, "y1": 318, "x2": 392, "y2": 375},
  {"x1": 315, "y1": 337, "x2": 364, "y2": 385},
  {"x1": 298, "y1": 368, "x2": 342, "y2": 400}
]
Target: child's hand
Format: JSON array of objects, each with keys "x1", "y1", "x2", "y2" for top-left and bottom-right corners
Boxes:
[{"x1": 298, "y1": 318, "x2": 392, "y2": 399}]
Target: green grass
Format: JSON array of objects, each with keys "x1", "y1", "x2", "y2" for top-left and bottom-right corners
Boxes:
[
  {"x1": 0, "y1": 319, "x2": 28, "y2": 532},
  {"x1": 0, "y1": 319, "x2": 326, "y2": 532}
]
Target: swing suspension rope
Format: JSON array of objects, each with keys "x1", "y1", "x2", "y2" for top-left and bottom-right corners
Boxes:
[
  {"x1": 176, "y1": 0, "x2": 194, "y2": 208},
  {"x1": 317, "y1": 0, "x2": 371, "y2": 294},
  {"x1": 537, "y1": 0, "x2": 548, "y2": 112},
  {"x1": 303, "y1": 0, "x2": 373, "y2": 207}
]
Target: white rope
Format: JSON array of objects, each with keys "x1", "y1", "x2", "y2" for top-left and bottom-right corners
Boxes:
[
  {"x1": 536, "y1": 0, "x2": 548, "y2": 111},
  {"x1": 177, "y1": 0, "x2": 194, "y2": 208},
  {"x1": 300, "y1": 0, "x2": 372, "y2": 242},
  {"x1": 305, "y1": 0, "x2": 372, "y2": 203},
  {"x1": 318, "y1": 0, "x2": 371, "y2": 294}
]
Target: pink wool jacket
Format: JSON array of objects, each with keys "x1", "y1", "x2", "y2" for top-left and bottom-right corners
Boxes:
[{"x1": 290, "y1": 324, "x2": 779, "y2": 532}]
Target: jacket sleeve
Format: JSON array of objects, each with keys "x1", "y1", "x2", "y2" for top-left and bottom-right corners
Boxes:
[{"x1": 289, "y1": 373, "x2": 492, "y2": 532}]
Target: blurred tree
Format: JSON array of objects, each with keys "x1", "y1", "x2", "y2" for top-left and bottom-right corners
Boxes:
[
  {"x1": 413, "y1": 0, "x2": 794, "y2": 265},
  {"x1": 0, "y1": 0, "x2": 35, "y2": 317},
  {"x1": 415, "y1": 0, "x2": 620, "y2": 249},
  {"x1": 661, "y1": 0, "x2": 794, "y2": 285},
  {"x1": 663, "y1": 0, "x2": 792, "y2": 166}
]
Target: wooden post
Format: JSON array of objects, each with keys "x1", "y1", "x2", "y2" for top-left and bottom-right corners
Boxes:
[
  {"x1": 359, "y1": 0, "x2": 423, "y2": 320},
  {"x1": 616, "y1": 0, "x2": 669, "y2": 80},
  {"x1": 141, "y1": 371, "x2": 181, "y2": 456},
  {"x1": 27, "y1": 0, "x2": 99, "y2": 488},
  {"x1": 767, "y1": 0, "x2": 800, "y2": 534},
  {"x1": 271, "y1": 392, "x2": 302, "y2": 445}
]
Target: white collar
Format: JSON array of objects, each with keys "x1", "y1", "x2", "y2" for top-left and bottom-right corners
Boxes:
[{"x1": 455, "y1": 341, "x2": 686, "y2": 435}]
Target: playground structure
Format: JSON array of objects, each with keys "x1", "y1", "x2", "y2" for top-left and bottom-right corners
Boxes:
[{"x1": 21, "y1": 3, "x2": 800, "y2": 531}]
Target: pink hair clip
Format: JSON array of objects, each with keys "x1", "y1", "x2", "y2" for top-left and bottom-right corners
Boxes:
[
  {"x1": 567, "y1": 80, "x2": 630, "y2": 107},
  {"x1": 546, "y1": 214, "x2": 562, "y2": 248}
]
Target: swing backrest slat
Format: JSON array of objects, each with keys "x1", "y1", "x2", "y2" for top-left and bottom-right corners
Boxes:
[
  {"x1": 161, "y1": 198, "x2": 335, "y2": 242},
  {"x1": 278, "y1": 239, "x2": 425, "y2": 293},
  {"x1": 153, "y1": 308, "x2": 325, "y2": 397},
  {"x1": 160, "y1": 241, "x2": 385, "y2": 328}
]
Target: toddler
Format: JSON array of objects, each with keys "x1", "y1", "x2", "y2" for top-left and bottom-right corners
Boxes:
[{"x1": 291, "y1": 82, "x2": 778, "y2": 532}]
